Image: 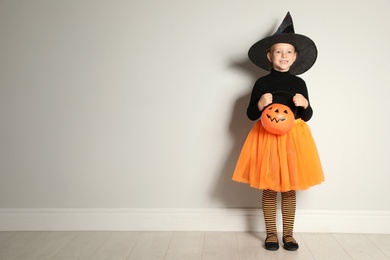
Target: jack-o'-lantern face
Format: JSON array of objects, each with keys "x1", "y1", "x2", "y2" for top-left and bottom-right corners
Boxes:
[{"x1": 261, "y1": 103, "x2": 294, "y2": 135}]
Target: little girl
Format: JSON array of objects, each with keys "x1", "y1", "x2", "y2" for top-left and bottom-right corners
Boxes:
[{"x1": 232, "y1": 12, "x2": 324, "y2": 251}]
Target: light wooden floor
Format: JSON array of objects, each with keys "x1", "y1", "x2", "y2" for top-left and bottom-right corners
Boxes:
[{"x1": 0, "y1": 231, "x2": 389, "y2": 259}]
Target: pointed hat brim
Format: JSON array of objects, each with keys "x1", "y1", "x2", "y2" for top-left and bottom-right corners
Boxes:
[{"x1": 248, "y1": 13, "x2": 317, "y2": 75}]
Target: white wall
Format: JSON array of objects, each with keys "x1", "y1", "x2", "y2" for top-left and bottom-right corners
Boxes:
[{"x1": 1, "y1": 0, "x2": 390, "y2": 230}]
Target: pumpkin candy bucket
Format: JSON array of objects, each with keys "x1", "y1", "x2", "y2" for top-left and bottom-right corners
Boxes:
[{"x1": 261, "y1": 91, "x2": 296, "y2": 135}]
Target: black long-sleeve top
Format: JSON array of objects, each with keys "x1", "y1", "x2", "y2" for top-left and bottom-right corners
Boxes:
[{"x1": 247, "y1": 69, "x2": 313, "y2": 122}]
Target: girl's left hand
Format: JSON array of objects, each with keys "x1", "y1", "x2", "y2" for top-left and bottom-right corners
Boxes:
[{"x1": 293, "y1": 94, "x2": 309, "y2": 109}]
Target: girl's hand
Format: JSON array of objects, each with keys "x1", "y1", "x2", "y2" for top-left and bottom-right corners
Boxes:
[
  {"x1": 258, "y1": 93, "x2": 273, "y2": 111},
  {"x1": 293, "y1": 94, "x2": 309, "y2": 109}
]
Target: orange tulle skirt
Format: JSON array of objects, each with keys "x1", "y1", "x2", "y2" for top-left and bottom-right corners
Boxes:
[{"x1": 232, "y1": 119, "x2": 324, "y2": 192}]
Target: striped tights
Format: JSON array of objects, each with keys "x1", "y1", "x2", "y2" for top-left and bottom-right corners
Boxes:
[{"x1": 262, "y1": 189, "x2": 296, "y2": 243}]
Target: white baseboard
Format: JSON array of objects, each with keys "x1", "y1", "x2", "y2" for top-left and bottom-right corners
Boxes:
[{"x1": 0, "y1": 208, "x2": 389, "y2": 234}]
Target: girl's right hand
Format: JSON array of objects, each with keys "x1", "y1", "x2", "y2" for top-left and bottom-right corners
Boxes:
[{"x1": 257, "y1": 93, "x2": 273, "y2": 111}]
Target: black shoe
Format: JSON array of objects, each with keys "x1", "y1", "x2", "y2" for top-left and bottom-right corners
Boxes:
[
  {"x1": 283, "y1": 235, "x2": 299, "y2": 251},
  {"x1": 265, "y1": 234, "x2": 279, "y2": 251}
]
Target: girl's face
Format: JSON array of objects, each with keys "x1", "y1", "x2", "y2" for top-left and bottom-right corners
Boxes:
[{"x1": 267, "y1": 43, "x2": 297, "y2": 72}]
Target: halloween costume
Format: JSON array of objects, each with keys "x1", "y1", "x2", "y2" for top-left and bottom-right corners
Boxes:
[
  {"x1": 232, "y1": 12, "x2": 324, "y2": 192},
  {"x1": 232, "y1": 69, "x2": 324, "y2": 191},
  {"x1": 231, "y1": 12, "x2": 324, "y2": 251}
]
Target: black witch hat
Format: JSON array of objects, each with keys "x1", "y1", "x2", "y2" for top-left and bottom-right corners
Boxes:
[{"x1": 248, "y1": 12, "x2": 317, "y2": 75}]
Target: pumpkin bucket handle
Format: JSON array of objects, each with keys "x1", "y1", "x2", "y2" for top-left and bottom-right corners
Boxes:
[{"x1": 271, "y1": 91, "x2": 298, "y2": 118}]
